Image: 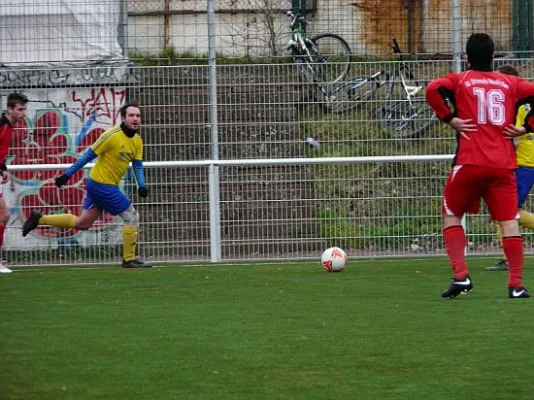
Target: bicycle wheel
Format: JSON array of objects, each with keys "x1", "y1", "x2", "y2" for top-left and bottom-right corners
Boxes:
[
  {"x1": 379, "y1": 97, "x2": 437, "y2": 138},
  {"x1": 325, "y1": 76, "x2": 381, "y2": 113},
  {"x1": 308, "y1": 33, "x2": 351, "y2": 84}
]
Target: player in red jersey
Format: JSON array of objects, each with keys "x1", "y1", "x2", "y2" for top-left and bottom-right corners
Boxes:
[
  {"x1": 0, "y1": 93, "x2": 28, "y2": 273},
  {"x1": 426, "y1": 33, "x2": 534, "y2": 299}
]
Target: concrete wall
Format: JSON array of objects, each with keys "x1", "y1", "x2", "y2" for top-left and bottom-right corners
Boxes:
[{"x1": 127, "y1": 0, "x2": 513, "y2": 57}]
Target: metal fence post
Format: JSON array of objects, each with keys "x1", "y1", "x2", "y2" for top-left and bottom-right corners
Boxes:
[
  {"x1": 519, "y1": 0, "x2": 528, "y2": 55},
  {"x1": 118, "y1": 0, "x2": 129, "y2": 58},
  {"x1": 292, "y1": 0, "x2": 301, "y2": 15},
  {"x1": 207, "y1": 0, "x2": 221, "y2": 263},
  {"x1": 452, "y1": 0, "x2": 462, "y2": 73},
  {"x1": 528, "y1": 0, "x2": 534, "y2": 53},
  {"x1": 292, "y1": 0, "x2": 307, "y2": 32}
]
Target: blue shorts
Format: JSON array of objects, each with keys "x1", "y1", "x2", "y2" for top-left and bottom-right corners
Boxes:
[
  {"x1": 516, "y1": 166, "x2": 534, "y2": 207},
  {"x1": 83, "y1": 178, "x2": 131, "y2": 216}
]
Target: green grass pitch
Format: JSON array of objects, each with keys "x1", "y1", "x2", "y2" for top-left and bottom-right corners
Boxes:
[{"x1": 1, "y1": 258, "x2": 533, "y2": 400}]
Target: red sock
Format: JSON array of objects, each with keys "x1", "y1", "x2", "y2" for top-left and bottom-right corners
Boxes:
[
  {"x1": 0, "y1": 225, "x2": 5, "y2": 251},
  {"x1": 502, "y1": 236, "x2": 524, "y2": 288},
  {"x1": 443, "y1": 225, "x2": 469, "y2": 279}
]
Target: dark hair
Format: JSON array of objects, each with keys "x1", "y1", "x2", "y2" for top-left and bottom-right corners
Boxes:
[
  {"x1": 7, "y1": 93, "x2": 28, "y2": 108},
  {"x1": 466, "y1": 33, "x2": 494, "y2": 70},
  {"x1": 120, "y1": 101, "x2": 141, "y2": 118},
  {"x1": 497, "y1": 64, "x2": 519, "y2": 76}
]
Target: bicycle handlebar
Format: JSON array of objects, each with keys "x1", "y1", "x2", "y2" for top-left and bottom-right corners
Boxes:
[
  {"x1": 286, "y1": 10, "x2": 309, "y2": 27},
  {"x1": 391, "y1": 38, "x2": 404, "y2": 61},
  {"x1": 391, "y1": 38, "x2": 402, "y2": 54}
]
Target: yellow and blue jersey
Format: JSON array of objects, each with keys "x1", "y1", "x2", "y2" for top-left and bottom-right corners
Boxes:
[
  {"x1": 515, "y1": 104, "x2": 534, "y2": 167},
  {"x1": 90, "y1": 125, "x2": 144, "y2": 185}
]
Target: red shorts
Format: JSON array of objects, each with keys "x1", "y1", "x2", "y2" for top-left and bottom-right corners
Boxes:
[{"x1": 442, "y1": 165, "x2": 519, "y2": 221}]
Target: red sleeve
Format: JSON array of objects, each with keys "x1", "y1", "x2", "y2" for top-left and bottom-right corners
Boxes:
[
  {"x1": 425, "y1": 73, "x2": 456, "y2": 122},
  {"x1": 0, "y1": 123, "x2": 11, "y2": 165}
]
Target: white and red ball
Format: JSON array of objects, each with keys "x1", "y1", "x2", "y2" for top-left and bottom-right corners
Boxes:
[{"x1": 321, "y1": 247, "x2": 348, "y2": 272}]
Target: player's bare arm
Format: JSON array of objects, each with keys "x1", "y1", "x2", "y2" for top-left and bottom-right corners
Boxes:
[
  {"x1": 447, "y1": 117, "x2": 477, "y2": 140},
  {"x1": 503, "y1": 124, "x2": 527, "y2": 138}
]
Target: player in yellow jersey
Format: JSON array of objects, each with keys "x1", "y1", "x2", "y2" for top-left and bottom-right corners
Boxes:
[
  {"x1": 486, "y1": 65, "x2": 534, "y2": 271},
  {"x1": 22, "y1": 102, "x2": 152, "y2": 268}
]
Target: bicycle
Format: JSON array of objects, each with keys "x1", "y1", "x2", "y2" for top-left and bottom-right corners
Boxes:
[
  {"x1": 376, "y1": 39, "x2": 438, "y2": 138},
  {"x1": 326, "y1": 39, "x2": 438, "y2": 138},
  {"x1": 285, "y1": 11, "x2": 352, "y2": 100}
]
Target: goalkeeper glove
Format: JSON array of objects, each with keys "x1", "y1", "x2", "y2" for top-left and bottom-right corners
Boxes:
[
  {"x1": 138, "y1": 187, "x2": 149, "y2": 198},
  {"x1": 55, "y1": 174, "x2": 71, "y2": 188}
]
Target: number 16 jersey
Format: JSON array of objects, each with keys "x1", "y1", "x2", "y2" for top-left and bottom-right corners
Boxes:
[{"x1": 426, "y1": 70, "x2": 534, "y2": 169}]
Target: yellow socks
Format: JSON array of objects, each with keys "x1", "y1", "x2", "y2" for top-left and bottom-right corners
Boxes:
[
  {"x1": 123, "y1": 225, "x2": 138, "y2": 262},
  {"x1": 39, "y1": 214, "x2": 77, "y2": 229},
  {"x1": 496, "y1": 223, "x2": 504, "y2": 249},
  {"x1": 495, "y1": 209, "x2": 534, "y2": 261},
  {"x1": 37, "y1": 216, "x2": 141, "y2": 263},
  {"x1": 495, "y1": 223, "x2": 507, "y2": 261},
  {"x1": 519, "y1": 209, "x2": 534, "y2": 230}
]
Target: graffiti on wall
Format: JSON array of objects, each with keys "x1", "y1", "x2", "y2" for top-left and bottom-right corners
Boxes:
[
  {"x1": 0, "y1": 87, "x2": 127, "y2": 249},
  {"x1": 0, "y1": 66, "x2": 140, "y2": 88}
]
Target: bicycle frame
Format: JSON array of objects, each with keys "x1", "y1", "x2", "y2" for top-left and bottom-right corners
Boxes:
[
  {"x1": 377, "y1": 39, "x2": 437, "y2": 137},
  {"x1": 287, "y1": 11, "x2": 313, "y2": 63},
  {"x1": 338, "y1": 39, "x2": 423, "y2": 105},
  {"x1": 383, "y1": 64, "x2": 424, "y2": 102},
  {"x1": 326, "y1": 37, "x2": 436, "y2": 136},
  {"x1": 286, "y1": 11, "x2": 332, "y2": 103}
]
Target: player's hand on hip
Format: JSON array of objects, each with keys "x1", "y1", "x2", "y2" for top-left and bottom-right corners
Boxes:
[
  {"x1": 55, "y1": 174, "x2": 71, "y2": 188},
  {"x1": 0, "y1": 171, "x2": 8, "y2": 184},
  {"x1": 503, "y1": 124, "x2": 526, "y2": 139},
  {"x1": 138, "y1": 187, "x2": 149, "y2": 198},
  {"x1": 448, "y1": 117, "x2": 477, "y2": 140}
]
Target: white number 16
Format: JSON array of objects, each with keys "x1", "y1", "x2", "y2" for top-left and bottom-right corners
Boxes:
[{"x1": 473, "y1": 87, "x2": 505, "y2": 125}]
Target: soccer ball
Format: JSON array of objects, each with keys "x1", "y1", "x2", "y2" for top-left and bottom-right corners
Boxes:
[{"x1": 321, "y1": 247, "x2": 348, "y2": 272}]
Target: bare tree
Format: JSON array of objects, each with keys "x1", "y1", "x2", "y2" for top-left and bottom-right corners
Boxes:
[{"x1": 217, "y1": 0, "x2": 289, "y2": 58}]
